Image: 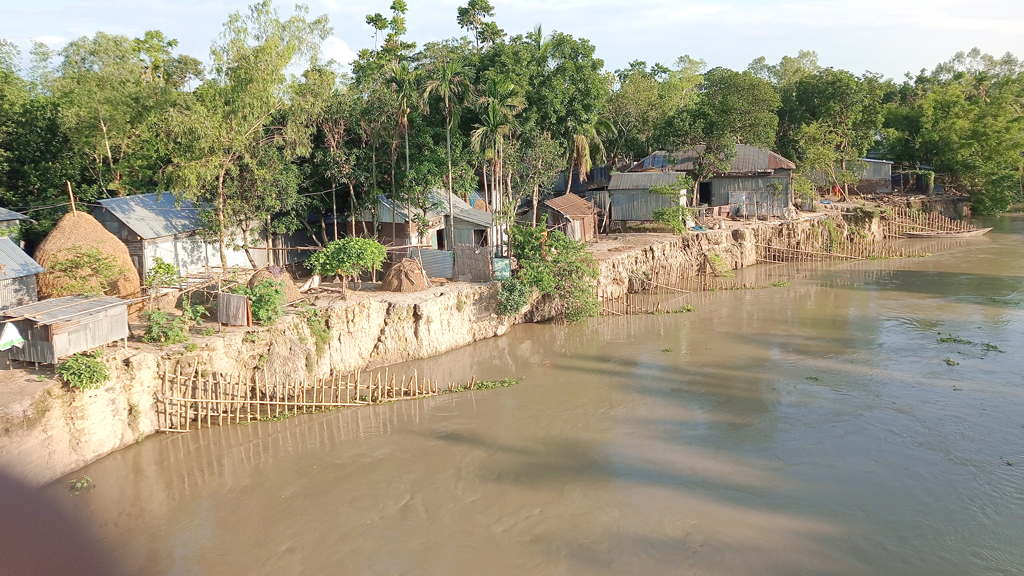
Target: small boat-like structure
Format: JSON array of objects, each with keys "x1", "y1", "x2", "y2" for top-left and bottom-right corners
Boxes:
[{"x1": 905, "y1": 227, "x2": 992, "y2": 239}]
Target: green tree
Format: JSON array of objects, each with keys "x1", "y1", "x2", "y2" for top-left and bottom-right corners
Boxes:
[
  {"x1": 425, "y1": 50, "x2": 471, "y2": 246},
  {"x1": 161, "y1": 0, "x2": 331, "y2": 265}
]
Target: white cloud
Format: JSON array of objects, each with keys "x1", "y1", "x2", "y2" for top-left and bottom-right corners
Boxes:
[
  {"x1": 33, "y1": 35, "x2": 66, "y2": 47},
  {"x1": 322, "y1": 35, "x2": 357, "y2": 69}
]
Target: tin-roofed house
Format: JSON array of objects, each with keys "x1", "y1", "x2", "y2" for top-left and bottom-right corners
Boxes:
[
  {"x1": 0, "y1": 237, "x2": 45, "y2": 310},
  {"x1": 0, "y1": 207, "x2": 30, "y2": 239},
  {"x1": 355, "y1": 192, "x2": 491, "y2": 250},
  {"x1": 606, "y1": 144, "x2": 798, "y2": 220},
  {"x1": 542, "y1": 194, "x2": 599, "y2": 242},
  {"x1": 92, "y1": 193, "x2": 267, "y2": 282}
]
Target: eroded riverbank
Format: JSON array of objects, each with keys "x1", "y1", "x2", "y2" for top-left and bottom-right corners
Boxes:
[{"x1": 37, "y1": 214, "x2": 1024, "y2": 576}]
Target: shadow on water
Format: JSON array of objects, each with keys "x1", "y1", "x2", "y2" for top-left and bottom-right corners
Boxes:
[{"x1": 830, "y1": 269, "x2": 1024, "y2": 308}]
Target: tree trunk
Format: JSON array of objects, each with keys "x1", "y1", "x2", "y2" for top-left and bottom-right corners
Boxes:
[
  {"x1": 217, "y1": 166, "x2": 228, "y2": 267},
  {"x1": 332, "y1": 186, "x2": 338, "y2": 241},
  {"x1": 446, "y1": 121, "x2": 454, "y2": 249},
  {"x1": 348, "y1": 181, "x2": 357, "y2": 237},
  {"x1": 241, "y1": 225, "x2": 258, "y2": 269}
]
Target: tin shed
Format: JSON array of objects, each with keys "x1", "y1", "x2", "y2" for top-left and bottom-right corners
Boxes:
[
  {"x1": 0, "y1": 237, "x2": 45, "y2": 310},
  {"x1": 543, "y1": 194, "x2": 599, "y2": 242},
  {"x1": 92, "y1": 193, "x2": 267, "y2": 282},
  {"x1": 1, "y1": 296, "x2": 129, "y2": 364}
]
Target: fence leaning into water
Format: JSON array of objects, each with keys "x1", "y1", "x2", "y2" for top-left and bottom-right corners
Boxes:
[{"x1": 159, "y1": 363, "x2": 483, "y2": 432}]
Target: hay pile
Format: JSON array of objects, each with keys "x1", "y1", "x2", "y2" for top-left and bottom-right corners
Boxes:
[
  {"x1": 34, "y1": 212, "x2": 141, "y2": 301},
  {"x1": 381, "y1": 259, "x2": 429, "y2": 292},
  {"x1": 248, "y1": 266, "x2": 302, "y2": 303}
]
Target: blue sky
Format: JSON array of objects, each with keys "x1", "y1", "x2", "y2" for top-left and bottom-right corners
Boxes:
[{"x1": 2, "y1": 0, "x2": 1022, "y2": 79}]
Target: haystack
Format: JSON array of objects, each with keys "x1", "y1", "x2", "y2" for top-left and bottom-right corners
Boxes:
[
  {"x1": 34, "y1": 211, "x2": 141, "y2": 301},
  {"x1": 381, "y1": 259, "x2": 429, "y2": 292},
  {"x1": 248, "y1": 266, "x2": 302, "y2": 303}
]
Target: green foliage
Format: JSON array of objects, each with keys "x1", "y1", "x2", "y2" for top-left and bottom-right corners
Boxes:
[
  {"x1": 304, "y1": 238, "x2": 387, "y2": 281},
  {"x1": 56, "y1": 350, "x2": 109, "y2": 391},
  {"x1": 184, "y1": 342, "x2": 198, "y2": 353},
  {"x1": 706, "y1": 254, "x2": 734, "y2": 277},
  {"x1": 443, "y1": 376, "x2": 519, "y2": 393},
  {"x1": 496, "y1": 277, "x2": 533, "y2": 316},
  {"x1": 180, "y1": 296, "x2": 208, "y2": 326},
  {"x1": 944, "y1": 357, "x2": 960, "y2": 366},
  {"x1": 506, "y1": 218, "x2": 600, "y2": 322},
  {"x1": 793, "y1": 175, "x2": 816, "y2": 203},
  {"x1": 233, "y1": 280, "x2": 285, "y2": 326},
  {"x1": 652, "y1": 206, "x2": 692, "y2": 235},
  {"x1": 142, "y1": 310, "x2": 189, "y2": 345},
  {"x1": 298, "y1": 304, "x2": 331, "y2": 358},
  {"x1": 46, "y1": 245, "x2": 128, "y2": 297},
  {"x1": 145, "y1": 257, "x2": 178, "y2": 288},
  {"x1": 69, "y1": 475, "x2": 94, "y2": 495}
]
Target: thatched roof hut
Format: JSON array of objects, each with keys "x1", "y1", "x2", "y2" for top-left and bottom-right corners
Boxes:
[
  {"x1": 381, "y1": 259, "x2": 429, "y2": 292},
  {"x1": 248, "y1": 267, "x2": 302, "y2": 303},
  {"x1": 34, "y1": 212, "x2": 141, "y2": 301}
]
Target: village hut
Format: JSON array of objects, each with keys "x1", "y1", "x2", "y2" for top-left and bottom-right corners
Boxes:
[
  {"x1": 33, "y1": 212, "x2": 141, "y2": 302},
  {"x1": 381, "y1": 259, "x2": 429, "y2": 292},
  {"x1": 248, "y1": 266, "x2": 302, "y2": 303}
]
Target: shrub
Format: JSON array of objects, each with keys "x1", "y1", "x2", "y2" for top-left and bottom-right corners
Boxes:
[
  {"x1": 233, "y1": 280, "x2": 285, "y2": 326},
  {"x1": 506, "y1": 217, "x2": 600, "y2": 323},
  {"x1": 145, "y1": 257, "x2": 179, "y2": 289},
  {"x1": 304, "y1": 238, "x2": 387, "y2": 286},
  {"x1": 497, "y1": 278, "x2": 533, "y2": 316},
  {"x1": 652, "y1": 206, "x2": 692, "y2": 235},
  {"x1": 143, "y1": 310, "x2": 190, "y2": 344},
  {"x1": 57, "y1": 351, "x2": 110, "y2": 391}
]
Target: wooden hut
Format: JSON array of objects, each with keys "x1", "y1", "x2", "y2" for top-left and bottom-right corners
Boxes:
[
  {"x1": 1, "y1": 296, "x2": 128, "y2": 364},
  {"x1": 0, "y1": 237, "x2": 44, "y2": 310},
  {"x1": 543, "y1": 194, "x2": 599, "y2": 242}
]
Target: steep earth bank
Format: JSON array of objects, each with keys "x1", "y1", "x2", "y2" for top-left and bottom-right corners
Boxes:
[{"x1": 0, "y1": 213, "x2": 874, "y2": 486}]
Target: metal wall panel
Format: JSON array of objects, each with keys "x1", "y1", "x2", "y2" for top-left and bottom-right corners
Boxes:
[
  {"x1": 711, "y1": 175, "x2": 791, "y2": 207},
  {"x1": 418, "y1": 249, "x2": 454, "y2": 279},
  {"x1": 0, "y1": 276, "x2": 38, "y2": 310},
  {"x1": 607, "y1": 190, "x2": 678, "y2": 221}
]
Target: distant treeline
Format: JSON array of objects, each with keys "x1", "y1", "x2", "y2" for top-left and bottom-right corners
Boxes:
[{"x1": 1, "y1": 0, "x2": 1021, "y2": 249}]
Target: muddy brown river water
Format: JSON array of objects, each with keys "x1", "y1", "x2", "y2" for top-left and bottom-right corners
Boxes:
[{"x1": 45, "y1": 215, "x2": 1024, "y2": 576}]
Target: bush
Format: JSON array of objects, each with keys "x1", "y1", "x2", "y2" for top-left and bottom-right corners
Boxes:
[
  {"x1": 506, "y1": 218, "x2": 600, "y2": 323},
  {"x1": 497, "y1": 278, "x2": 533, "y2": 316},
  {"x1": 57, "y1": 351, "x2": 110, "y2": 391},
  {"x1": 143, "y1": 310, "x2": 190, "y2": 344},
  {"x1": 233, "y1": 280, "x2": 285, "y2": 326},
  {"x1": 652, "y1": 206, "x2": 692, "y2": 235},
  {"x1": 305, "y1": 238, "x2": 387, "y2": 283},
  {"x1": 145, "y1": 257, "x2": 179, "y2": 289}
]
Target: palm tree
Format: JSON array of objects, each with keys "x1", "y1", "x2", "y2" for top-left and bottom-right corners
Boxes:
[
  {"x1": 425, "y1": 54, "x2": 471, "y2": 247},
  {"x1": 387, "y1": 61, "x2": 424, "y2": 243},
  {"x1": 472, "y1": 77, "x2": 525, "y2": 254}
]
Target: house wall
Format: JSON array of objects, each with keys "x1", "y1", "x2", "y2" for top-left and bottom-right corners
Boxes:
[
  {"x1": 711, "y1": 172, "x2": 792, "y2": 207},
  {"x1": 604, "y1": 190, "x2": 679, "y2": 222},
  {"x1": 0, "y1": 276, "x2": 38, "y2": 310}
]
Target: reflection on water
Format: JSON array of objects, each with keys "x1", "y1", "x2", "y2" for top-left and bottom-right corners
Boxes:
[{"x1": 43, "y1": 215, "x2": 1024, "y2": 576}]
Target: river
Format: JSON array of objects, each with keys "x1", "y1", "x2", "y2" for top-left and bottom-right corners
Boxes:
[{"x1": 46, "y1": 215, "x2": 1024, "y2": 576}]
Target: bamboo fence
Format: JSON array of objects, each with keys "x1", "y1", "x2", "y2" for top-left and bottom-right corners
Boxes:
[
  {"x1": 159, "y1": 363, "x2": 482, "y2": 432},
  {"x1": 882, "y1": 206, "x2": 975, "y2": 238}
]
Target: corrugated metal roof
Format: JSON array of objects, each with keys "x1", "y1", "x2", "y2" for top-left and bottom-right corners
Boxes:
[
  {"x1": 629, "y1": 145, "x2": 796, "y2": 174},
  {"x1": 2, "y1": 295, "x2": 126, "y2": 325},
  {"x1": 608, "y1": 172, "x2": 690, "y2": 191},
  {"x1": 0, "y1": 208, "x2": 30, "y2": 222},
  {"x1": 0, "y1": 237, "x2": 44, "y2": 279},
  {"x1": 544, "y1": 194, "x2": 597, "y2": 217},
  {"x1": 95, "y1": 193, "x2": 202, "y2": 240},
  {"x1": 359, "y1": 193, "x2": 492, "y2": 228}
]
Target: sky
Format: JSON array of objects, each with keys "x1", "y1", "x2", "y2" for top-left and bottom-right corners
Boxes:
[{"x1": 2, "y1": 0, "x2": 1023, "y2": 80}]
